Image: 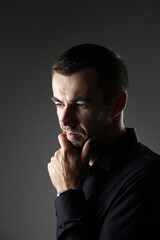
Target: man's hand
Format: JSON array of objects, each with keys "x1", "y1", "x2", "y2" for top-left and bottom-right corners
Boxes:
[{"x1": 47, "y1": 133, "x2": 93, "y2": 193}]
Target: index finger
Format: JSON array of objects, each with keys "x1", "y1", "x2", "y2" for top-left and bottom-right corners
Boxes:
[{"x1": 58, "y1": 133, "x2": 72, "y2": 150}]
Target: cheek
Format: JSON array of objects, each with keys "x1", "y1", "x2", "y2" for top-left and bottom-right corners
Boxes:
[
  {"x1": 79, "y1": 109, "x2": 108, "y2": 133},
  {"x1": 77, "y1": 112, "x2": 93, "y2": 131},
  {"x1": 56, "y1": 111, "x2": 61, "y2": 123}
]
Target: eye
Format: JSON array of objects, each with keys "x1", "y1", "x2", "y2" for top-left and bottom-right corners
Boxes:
[
  {"x1": 55, "y1": 102, "x2": 64, "y2": 108},
  {"x1": 77, "y1": 103, "x2": 85, "y2": 107},
  {"x1": 76, "y1": 103, "x2": 88, "y2": 108}
]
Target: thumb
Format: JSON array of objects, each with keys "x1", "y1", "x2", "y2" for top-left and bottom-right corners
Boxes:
[{"x1": 81, "y1": 136, "x2": 96, "y2": 164}]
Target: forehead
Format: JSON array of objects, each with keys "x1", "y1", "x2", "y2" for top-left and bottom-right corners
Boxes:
[{"x1": 52, "y1": 69, "x2": 102, "y2": 101}]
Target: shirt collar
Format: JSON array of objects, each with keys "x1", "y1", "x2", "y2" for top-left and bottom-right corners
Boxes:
[{"x1": 93, "y1": 128, "x2": 138, "y2": 173}]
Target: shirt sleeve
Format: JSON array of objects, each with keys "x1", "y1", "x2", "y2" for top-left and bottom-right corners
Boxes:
[{"x1": 55, "y1": 189, "x2": 88, "y2": 240}]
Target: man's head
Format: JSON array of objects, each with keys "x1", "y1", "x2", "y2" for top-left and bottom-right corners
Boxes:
[
  {"x1": 51, "y1": 43, "x2": 128, "y2": 149},
  {"x1": 52, "y1": 43, "x2": 128, "y2": 104}
]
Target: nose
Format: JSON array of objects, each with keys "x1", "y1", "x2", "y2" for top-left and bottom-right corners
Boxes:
[{"x1": 59, "y1": 105, "x2": 77, "y2": 127}]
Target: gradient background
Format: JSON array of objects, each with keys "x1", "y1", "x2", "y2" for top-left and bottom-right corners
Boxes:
[{"x1": 1, "y1": 1, "x2": 160, "y2": 239}]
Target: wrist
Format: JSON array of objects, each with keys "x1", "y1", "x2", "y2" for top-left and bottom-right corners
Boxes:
[
  {"x1": 56, "y1": 182, "x2": 82, "y2": 193},
  {"x1": 57, "y1": 189, "x2": 82, "y2": 197}
]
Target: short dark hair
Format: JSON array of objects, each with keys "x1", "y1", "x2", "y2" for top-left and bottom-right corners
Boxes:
[{"x1": 52, "y1": 43, "x2": 128, "y2": 103}]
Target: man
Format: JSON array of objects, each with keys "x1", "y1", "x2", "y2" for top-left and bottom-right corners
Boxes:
[{"x1": 47, "y1": 43, "x2": 160, "y2": 240}]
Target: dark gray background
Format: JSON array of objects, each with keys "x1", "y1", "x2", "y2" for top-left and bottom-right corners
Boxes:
[{"x1": 1, "y1": 1, "x2": 160, "y2": 239}]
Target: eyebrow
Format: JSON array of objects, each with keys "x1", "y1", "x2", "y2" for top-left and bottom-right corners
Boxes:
[
  {"x1": 51, "y1": 96, "x2": 91, "y2": 103},
  {"x1": 51, "y1": 96, "x2": 61, "y2": 102}
]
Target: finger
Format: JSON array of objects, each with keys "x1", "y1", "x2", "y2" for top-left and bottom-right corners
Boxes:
[
  {"x1": 47, "y1": 162, "x2": 52, "y2": 175},
  {"x1": 58, "y1": 133, "x2": 72, "y2": 150},
  {"x1": 81, "y1": 136, "x2": 96, "y2": 163},
  {"x1": 51, "y1": 155, "x2": 55, "y2": 163}
]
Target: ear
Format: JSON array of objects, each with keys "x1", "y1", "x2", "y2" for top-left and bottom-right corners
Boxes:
[{"x1": 110, "y1": 91, "x2": 127, "y2": 118}]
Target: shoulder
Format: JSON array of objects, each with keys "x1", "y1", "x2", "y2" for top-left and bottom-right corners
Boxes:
[
  {"x1": 125, "y1": 142, "x2": 160, "y2": 168},
  {"x1": 121, "y1": 143, "x2": 160, "y2": 193}
]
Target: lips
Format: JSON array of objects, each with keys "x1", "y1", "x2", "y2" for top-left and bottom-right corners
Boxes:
[{"x1": 66, "y1": 132, "x2": 80, "y2": 141}]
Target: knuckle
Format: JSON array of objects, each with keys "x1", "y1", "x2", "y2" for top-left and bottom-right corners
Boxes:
[
  {"x1": 47, "y1": 162, "x2": 51, "y2": 171},
  {"x1": 58, "y1": 133, "x2": 63, "y2": 141},
  {"x1": 51, "y1": 156, "x2": 55, "y2": 163},
  {"x1": 54, "y1": 150, "x2": 60, "y2": 158},
  {"x1": 51, "y1": 156, "x2": 54, "y2": 161},
  {"x1": 58, "y1": 133, "x2": 62, "y2": 138}
]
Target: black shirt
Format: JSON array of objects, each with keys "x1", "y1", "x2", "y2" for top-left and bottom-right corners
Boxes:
[{"x1": 55, "y1": 128, "x2": 160, "y2": 240}]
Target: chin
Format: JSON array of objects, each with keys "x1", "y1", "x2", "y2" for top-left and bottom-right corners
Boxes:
[
  {"x1": 69, "y1": 138, "x2": 86, "y2": 150},
  {"x1": 70, "y1": 140, "x2": 83, "y2": 149}
]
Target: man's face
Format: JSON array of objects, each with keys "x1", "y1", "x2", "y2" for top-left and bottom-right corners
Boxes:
[{"x1": 52, "y1": 69, "x2": 113, "y2": 149}]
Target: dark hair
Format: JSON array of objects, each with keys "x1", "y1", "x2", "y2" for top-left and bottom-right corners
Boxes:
[{"x1": 52, "y1": 43, "x2": 128, "y2": 103}]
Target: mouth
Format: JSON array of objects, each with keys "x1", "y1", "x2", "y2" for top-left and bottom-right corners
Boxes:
[{"x1": 66, "y1": 132, "x2": 81, "y2": 141}]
